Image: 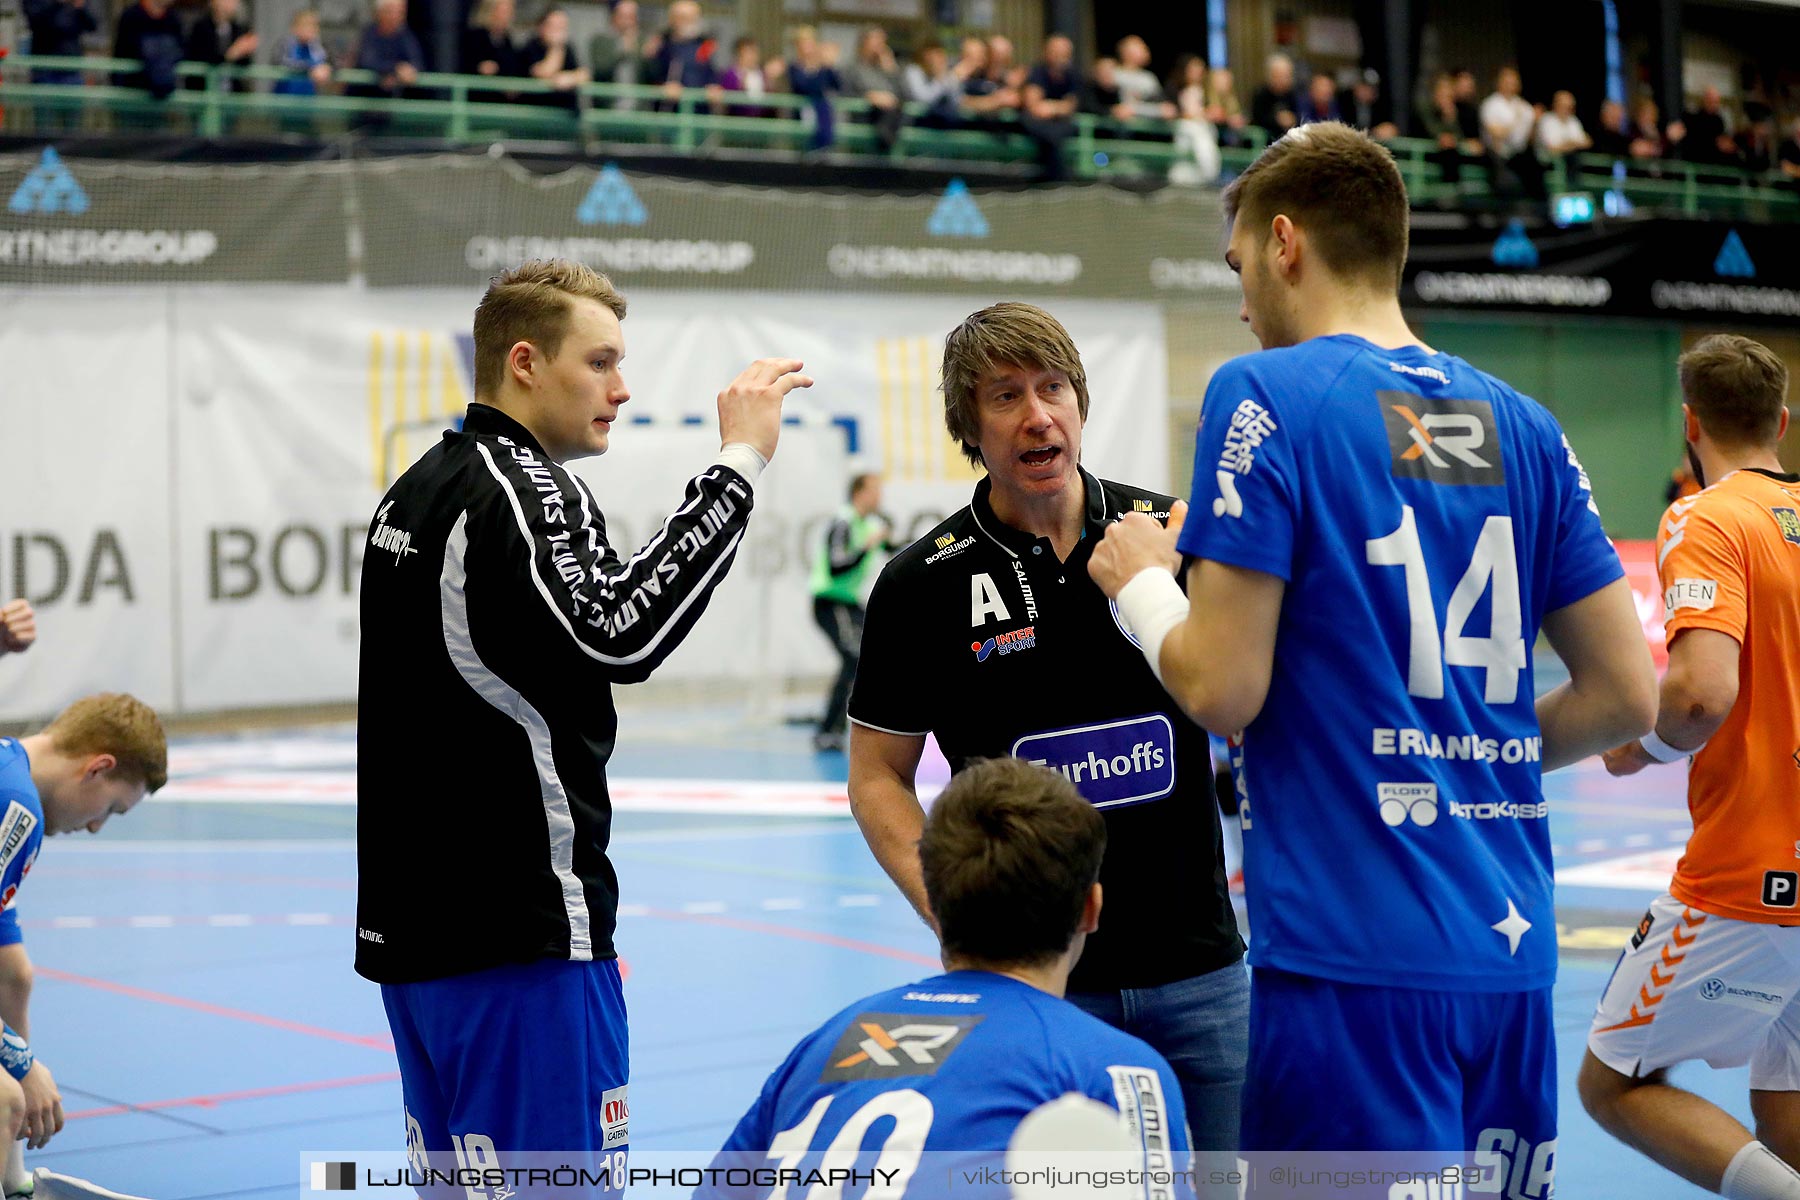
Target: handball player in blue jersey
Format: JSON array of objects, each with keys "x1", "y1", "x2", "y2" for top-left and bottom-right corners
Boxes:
[
  {"x1": 1090, "y1": 122, "x2": 1657, "y2": 1165},
  {"x1": 0, "y1": 694, "x2": 166, "y2": 1181},
  {"x1": 701, "y1": 757, "x2": 1196, "y2": 1200}
]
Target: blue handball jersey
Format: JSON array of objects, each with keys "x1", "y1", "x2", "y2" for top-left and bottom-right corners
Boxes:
[
  {"x1": 0, "y1": 740, "x2": 46, "y2": 947},
  {"x1": 703, "y1": 971, "x2": 1193, "y2": 1199},
  {"x1": 1178, "y1": 334, "x2": 1621, "y2": 992}
]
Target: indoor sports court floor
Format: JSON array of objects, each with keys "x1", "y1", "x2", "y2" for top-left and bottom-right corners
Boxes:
[{"x1": 22, "y1": 660, "x2": 1747, "y2": 1199}]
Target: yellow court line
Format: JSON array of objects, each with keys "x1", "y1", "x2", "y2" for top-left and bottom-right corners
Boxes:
[
  {"x1": 876, "y1": 338, "x2": 896, "y2": 479},
  {"x1": 368, "y1": 331, "x2": 384, "y2": 490},
  {"x1": 392, "y1": 331, "x2": 408, "y2": 474},
  {"x1": 441, "y1": 336, "x2": 468, "y2": 417},
  {"x1": 895, "y1": 336, "x2": 917, "y2": 480},
  {"x1": 417, "y1": 330, "x2": 431, "y2": 425}
]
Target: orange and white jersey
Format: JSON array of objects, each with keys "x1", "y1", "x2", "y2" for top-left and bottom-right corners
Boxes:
[{"x1": 1658, "y1": 467, "x2": 1800, "y2": 923}]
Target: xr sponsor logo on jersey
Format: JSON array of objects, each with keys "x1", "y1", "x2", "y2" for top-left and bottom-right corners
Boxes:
[
  {"x1": 819, "y1": 1013, "x2": 983, "y2": 1082},
  {"x1": 1379, "y1": 392, "x2": 1507, "y2": 486}
]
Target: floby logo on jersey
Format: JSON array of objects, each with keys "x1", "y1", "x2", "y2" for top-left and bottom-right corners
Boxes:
[
  {"x1": 820, "y1": 1013, "x2": 982, "y2": 1082},
  {"x1": 972, "y1": 626, "x2": 1036, "y2": 662},
  {"x1": 1379, "y1": 392, "x2": 1507, "y2": 486},
  {"x1": 1772, "y1": 507, "x2": 1800, "y2": 547},
  {"x1": 600, "y1": 1084, "x2": 629, "y2": 1148},
  {"x1": 0, "y1": 802, "x2": 38, "y2": 875},
  {"x1": 1213, "y1": 399, "x2": 1277, "y2": 518},
  {"x1": 1377, "y1": 782, "x2": 1439, "y2": 828},
  {"x1": 1013, "y1": 715, "x2": 1176, "y2": 809}
]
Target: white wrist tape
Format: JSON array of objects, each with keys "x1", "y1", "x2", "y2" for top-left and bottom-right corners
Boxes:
[
  {"x1": 713, "y1": 442, "x2": 768, "y2": 485},
  {"x1": 1115, "y1": 568, "x2": 1189, "y2": 686},
  {"x1": 1640, "y1": 730, "x2": 1701, "y2": 764}
]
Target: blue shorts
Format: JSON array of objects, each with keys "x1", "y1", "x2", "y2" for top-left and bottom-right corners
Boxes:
[
  {"x1": 382, "y1": 957, "x2": 628, "y2": 1190},
  {"x1": 1243, "y1": 968, "x2": 1556, "y2": 1164}
]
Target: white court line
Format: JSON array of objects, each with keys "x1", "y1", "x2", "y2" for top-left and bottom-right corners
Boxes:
[
  {"x1": 681, "y1": 901, "x2": 727, "y2": 915},
  {"x1": 836, "y1": 895, "x2": 881, "y2": 908},
  {"x1": 761, "y1": 898, "x2": 805, "y2": 911}
]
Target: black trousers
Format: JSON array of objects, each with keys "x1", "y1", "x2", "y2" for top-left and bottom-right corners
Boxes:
[{"x1": 812, "y1": 596, "x2": 864, "y2": 736}]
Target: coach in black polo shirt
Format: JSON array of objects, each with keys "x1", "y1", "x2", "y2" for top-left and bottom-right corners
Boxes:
[{"x1": 848, "y1": 302, "x2": 1247, "y2": 1155}]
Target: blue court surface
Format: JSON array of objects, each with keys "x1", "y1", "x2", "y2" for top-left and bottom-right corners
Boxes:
[{"x1": 20, "y1": 679, "x2": 1748, "y2": 1199}]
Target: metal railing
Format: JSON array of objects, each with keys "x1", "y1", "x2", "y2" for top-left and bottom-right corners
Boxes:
[{"x1": 3, "y1": 55, "x2": 1795, "y2": 216}]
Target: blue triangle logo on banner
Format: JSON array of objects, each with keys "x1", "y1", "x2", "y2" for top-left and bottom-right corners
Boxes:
[
  {"x1": 576, "y1": 163, "x2": 648, "y2": 227},
  {"x1": 1713, "y1": 230, "x2": 1755, "y2": 279},
  {"x1": 7, "y1": 147, "x2": 89, "y2": 216},
  {"x1": 1490, "y1": 220, "x2": 1539, "y2": 269},
  {"x1": 927, "y1": 179, "x2": 989, "y2": 238}
]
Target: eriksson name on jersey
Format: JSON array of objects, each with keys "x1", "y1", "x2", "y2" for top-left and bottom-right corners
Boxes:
[{"x1": 1373, "y1": 727, "x2": 1543, "y2": 764}]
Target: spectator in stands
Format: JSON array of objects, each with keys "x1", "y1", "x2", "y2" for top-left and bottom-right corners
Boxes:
[
  {"x1": 589, "y1": 0, "x2": 652, "y2": 106},
  {"x1": 783, "y1": 25, "x2": 840, "y2": 151},
  {"x1": 1628, "y1": 97, "x2": 1670, "y2": 159},
  {"x1": 1083, "y1": 56, "x2": 1124, "y2": 122},
  {"x1": 1020, "y1": 34, "x2": 1081, "y2": 182},
  {"x1": 904, "y1": 40, "x2": 963, "y2": 129},
  {"x1": 1206, "y1": 66, "x2": 1249, "y2": 145},
  {"x1": 718, "y1": 36, "x2": 782, "y2": 118},
  {"x1": 1451, "y1": 68, "x2": 1482, "y2": 142},
  {"x1": 24, "y1": 0, "x2": 97, "y2": 86},
  {"x1": 1113, "y1": 35, "x2": 1175, "y2": 120},
  {"x1": 1535, "y1": 89, "x2": 1591, "y2": 157},
  {"x1": 1481, "y1": 65, "x2": 1546, "y2": 199},
  {"x1": 1341, "y1": 68, "x2": 1396, "y2": 139},
  {"x1": 1738, "y1": 112, "x2": 1777, "y2": 173},
  {"x1": 1590, "y1": 99, "x2": 1632, "y2": 157},
  {"x1": 1166, "y1": 54, "x2": 1204, "y2": 117},
  {"x1": 521, "y1": 7, "x2": 590, "y2": 110},
  {"x1": 354, "y1": 0, "x2": 425, "y2": 102},
  {"x1": 653, "y1": 0, "x2": 718, "y2": 104},
  {"x1": 957, "y1": 35, "x2": 1019, "y2": 126},
  {"x1": 986, "y1": 34, "x2": 1029, "y2": 94},
  {"x1": 1418, "y1": 72, "x2": 1477, "y2": 185},
  {"x1": 1297, "y1": 70, "x2": 1339, "y2": 124},
  {"x1": 112, "y1": 0, "x2": 183, "y2": 96},
  {"x1": 184, "y1": 0, "x2": 256, "y2": 90},
  {"x1": 462, "y1": 0, "x2": 523, "y2": 89},
  {"x1": 1675, "y1": 86, "x2": 1738, "y2": 167},
  {"x1": 1251, "y1": 53, "x2": 1298, "y2": 139},
  {"x1": 273, "y1": 8, "x2": 331, "y2": 97},
  {"x1": 841, "y1": 26, "x2": 905, "y2": 152},
  {"x1": 1780, "y1": 116, "x2": 1800, "y2": 183}
]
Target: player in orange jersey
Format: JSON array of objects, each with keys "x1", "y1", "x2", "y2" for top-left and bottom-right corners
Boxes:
[{"x1": 1582, "y1": 334, "x2": 1800, "y2": 1200}]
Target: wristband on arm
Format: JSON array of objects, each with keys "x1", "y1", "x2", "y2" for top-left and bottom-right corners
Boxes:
[
  {"x1": 1114, "y1": 568, "x2": 1190, "y2": 686},
  {"x1": 0, "y1": 1024, "x2": 32, "y2": 1081},
  {"x1": 1640, "y1": 730, "x2": 1702, "y2": 764}
]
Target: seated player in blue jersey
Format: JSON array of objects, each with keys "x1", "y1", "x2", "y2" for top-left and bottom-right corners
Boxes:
[
  {"x1": 1089, "y1": 121, "x2": 1657, "y2": 1174},
  {"x1": 700, "y1": 756, "x2": 1197, "y2": 1200},
  {"x1": 0, "y1": 694, "x2": 166, "y2": 1190}
]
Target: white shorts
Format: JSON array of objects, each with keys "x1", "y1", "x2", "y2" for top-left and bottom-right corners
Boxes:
[{"x1": 1589, "y1": 892, "x2": 1800, "y2": 1089}]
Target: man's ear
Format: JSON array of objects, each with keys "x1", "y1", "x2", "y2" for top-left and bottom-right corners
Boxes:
[
  {"x1": 82, "y1": 753, "x2": 118, "y2": 783},
  {"x1": 508, "y1": 340, "x2": 537, "y2": 389}
]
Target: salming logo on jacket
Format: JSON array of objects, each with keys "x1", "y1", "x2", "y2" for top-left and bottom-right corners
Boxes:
[{"x1": 355, "y1": 403, "x2": 754, "y2": 984}]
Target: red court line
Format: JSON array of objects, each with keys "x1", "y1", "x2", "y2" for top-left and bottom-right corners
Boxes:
[
  {"x1": 642, "y1": 908, "x2": 939, "y2": 968},
  {"x1": 67, "y1": 1071, "x2": 401, "y2": 1121},
  {"x1": 36, "y1": 967, "x2": 395, "y2": 1051}
]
